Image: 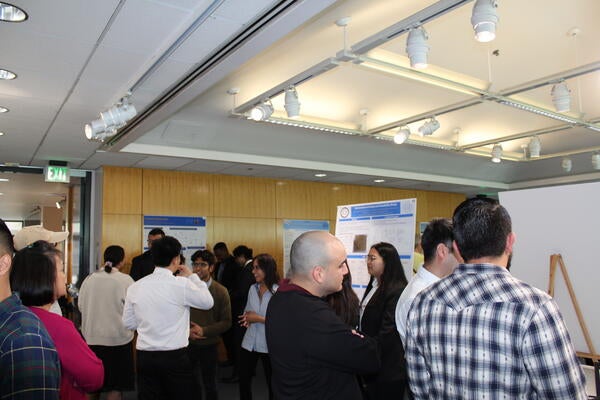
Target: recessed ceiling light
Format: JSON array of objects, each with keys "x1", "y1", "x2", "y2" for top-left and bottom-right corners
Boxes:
[
  {"x1": 0, "y1": 106, "x2": 8, "y2": 113},
  {"x1": 0, "y1": 3, "x2": 28, "y2": 22},
  {"x1": 0, "y1": 132, "x2": 4, "y2": 136},
  {"x1": 315, "y1": 173, "x2": 327, "y2": 177},
  {"x1": 0, "y1": 69, "x2": 16, "y2": 80},
  {"x1": 0, "y1": 193, "x2": 3, "y2": 196},
  {"x1": 374, "y1": 179, "x2": 386, "y2": 183},
  {"x1": 0, "y1": 178, "x2": 9, "y2": 182}
]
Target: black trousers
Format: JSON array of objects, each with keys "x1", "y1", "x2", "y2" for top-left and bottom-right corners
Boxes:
[
  {"x1": 188, "y1": 343, "x2": 219, "y2": 400},
  {"x1": 238, "y1": 348, "x2": 273, "y2": 400},
  {"x1": 137, "y1": 347, "x2": 194, "y2": 400}
]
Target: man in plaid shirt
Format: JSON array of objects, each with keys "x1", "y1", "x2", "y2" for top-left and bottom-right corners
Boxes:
[
  {"x1": 405, "y1": 198, "x2": 586, "y2": 399},
  {"x1": 0, "y1": 219, "x2": 60, "y2": 399}
]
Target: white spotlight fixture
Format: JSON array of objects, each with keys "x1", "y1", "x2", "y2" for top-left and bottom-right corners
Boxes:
[
  {"x1": 528, "y1": 136, "x2": 541, "y2": 158},
  {"x1": 284, "y1": 86, "x2": 301, "y2": 118},
  {"x1": 592, "y1": 153, "x2": 600, "y2": 170},
  {"x1": 551, "y1": 81, "x2": 571, "y2": 113},
  {"x1": 418, "y1": 117, "x2": 440, "y2": 136},
  {"x1": 561, "y1": 158, "x2": 572, "y2": 172},
  {"x1": 84, "y1": 95, "x2": 137, "y2": 141},
  {"x1": 471, "y1": 0, "x2": 498, "y2": 43},
  {"x1": 393, "y1": 127, "x2": 410, "y2": 144},
  {"x1": 249, "y1": 101, "x2": 274, "y2": 121},
  {"x1": 0, "y1": 69, "x2": 16, "y2": 80},
  {"x1": 491, "y1": 144, "x2": 503, "y2": 163},
  {"x1": 406, "y1": 26, "x2": 429, "y2": 69},
  {"x1": 0, "y1": 2, "x2": 28, "y2": 22}
]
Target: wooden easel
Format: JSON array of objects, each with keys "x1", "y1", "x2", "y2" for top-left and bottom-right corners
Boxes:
[{"x1": 548, "y1": 254, "x2": 599, "y2": 361}]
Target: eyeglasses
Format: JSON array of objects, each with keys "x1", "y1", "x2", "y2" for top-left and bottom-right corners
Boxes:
[{"x1": 192, "y1": 261, "x2": 209, "y2": 268}]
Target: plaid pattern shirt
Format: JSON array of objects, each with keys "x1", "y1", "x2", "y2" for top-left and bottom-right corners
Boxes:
[
  {"x1": 0, "y1": 293, "x2": 60, "y2": 399},
  {"x1": 405, "y1": 263, "x2": 586, "y2": 399}
]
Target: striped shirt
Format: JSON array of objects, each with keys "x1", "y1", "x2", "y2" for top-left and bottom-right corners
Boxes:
[
  {"x1": 405, "y1": 263, "x2": 586, "y2": 399},
  {"x1": 0, "y1": 293, "x2": 60, "y2": 399}
]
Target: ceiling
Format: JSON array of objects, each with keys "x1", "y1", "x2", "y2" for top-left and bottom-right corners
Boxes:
[{"x1": 1, "y1": 0, "x2": 600, "y2": 219}]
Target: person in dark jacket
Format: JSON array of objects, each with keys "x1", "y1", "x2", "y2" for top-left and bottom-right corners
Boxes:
[
  {"x1": 130, "y1": 228, "x2": 165, "y2": 281},
  {"x1": 266, "y1": 231, "x2": 380, "y2": 400},
  {"x1": 359, "y1": 242, "x2": 408, "y2": 399}
]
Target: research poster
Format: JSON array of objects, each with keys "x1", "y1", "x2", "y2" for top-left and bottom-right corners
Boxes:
[
  {"x1": 335, "y1": 199, "x2": 416, "y2": 299},
  {"x1": 282, "y1": 219, "x2": 330, "y2": 276},
  {"x1": 142, "y1": 215, "x2": 207, "y2": 265}
]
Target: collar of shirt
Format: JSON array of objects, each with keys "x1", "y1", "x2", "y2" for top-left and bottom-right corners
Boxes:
[
  {"x1": 152, "y1": 266, "x2": 176, "y2": 278},
  {"x1": 418, "y1": 265, "x2": 442, "y2": 283},
  {"x1": 0, "y1": 292, "x2": 21, "y2": 316},
  {"x1": 206, "y1": 277, "x2": 213, "y2": 288},
  {"x1": 455, "y1": 263, "x2": 510, "y2": 276}
]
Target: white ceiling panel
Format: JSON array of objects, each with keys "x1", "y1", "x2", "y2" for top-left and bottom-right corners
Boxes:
[
  {"x1": 79, "y1": 151, "x2": 148, "y2": 170},
  {"x1": 100, "y1": 0, "x2": 195, "y2": 54},
  {"x1": 134, "y1": 155, "x2": 194, "y2": 169},
  {"x1": 213, "y1": 0, "x2": 277, "y2": 24},
  {"x1": 169, "y1": 14, "x2": 243, "y2": 64},
  {"x1": 175, "y1": 158, "x2": 235, "y2": 173}
]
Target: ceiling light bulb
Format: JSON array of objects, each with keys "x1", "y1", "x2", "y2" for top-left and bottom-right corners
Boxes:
[
  {"x1": 418, "y1": 117, "x2": 440, "y2": 136},
  {"x1": 471, "y1": 0, "x2": 498, "y2": 43},
  {"x1": 374, "y1": 179, "x2": 386, "y2": 183},
  {"x1": 0, "y1": 3, "x2": 27, "y2": 22},
  {"x1": 0, "y1": 106, "x2": 9, "y2": 113},
  {"x1": 551, "y1": 81, "x2": 571, "y2": 113},
  {"x1": 491, "y1": 144, "x2": 503, "y2": 163},
  {"x1": 0, "y1": 69, "x2": 16, "y2": 80},
  {"x1": 406, "y1": 26, "x2": 429, "y2": 69},
  {"x1": 314, "y1": 173, "x2": 327, "y2": 177},
  {"x1": 55, "y1": 201, "x2": 61, "y2": 209},
  {"x1": 592, "y1": 153, "x2": 600, "y2": 170},
  {"x1": 393, "y1": 127, "x2": 410, "y2": 144},
  {"x1": 528, "y1": 136, "x2": 541, "y2": 158},
  {"x1": 85, "y1": 119, "x2": 108, "y2": 140},
  {"x1": 562, "y1": 158, "x2": 572, "y2": 172},
  {"x1": 284, "y1": 86, "x2": 301, "y2": 118},
  {"x1": 249, "y1": 102, "x2": 274, "y2": 121}
]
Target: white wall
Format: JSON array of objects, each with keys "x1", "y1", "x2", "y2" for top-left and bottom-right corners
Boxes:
[{"x1": 499, "y1": 182, "x2": 600, "y2": 355}]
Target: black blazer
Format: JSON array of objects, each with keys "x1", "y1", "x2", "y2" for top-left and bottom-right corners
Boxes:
[
  {"x1": 130, "y1": 250, "x2": 154, "y2": 281},
  {"x1": 216, "y1": 256, "x2": 239, "y2": 293},
  {"x1": 360, "y1": 280, "x2": 407, "y2": 384}
]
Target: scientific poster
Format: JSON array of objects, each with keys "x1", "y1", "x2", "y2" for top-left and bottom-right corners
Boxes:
[
  {"x1": 335, "y1": 200, "x2": 416, "y2": 299},
  {"x1": 142, "y1": 215, "x2": 206, "y2": 266},
  {"x1": 283, "y1": 219, "x2": 330, "y2": 276}
]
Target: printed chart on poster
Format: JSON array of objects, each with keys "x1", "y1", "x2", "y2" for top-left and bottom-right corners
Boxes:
[
  {"x1": 143, "y1": 215, "x2": 206, "y2": 265},
  {"x1": 335, "y1": 199, "x2": 416, "y2": 299},
  {"x1": 282, "y1": 219, "x2": 330, "y2": 276}
]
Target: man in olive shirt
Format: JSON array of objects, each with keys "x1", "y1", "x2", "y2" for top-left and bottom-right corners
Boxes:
[{"x1": 189, "y1": 250, "x2": 232, "y2": 400}]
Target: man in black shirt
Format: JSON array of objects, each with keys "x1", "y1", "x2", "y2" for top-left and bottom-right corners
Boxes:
[{"x1": 130, "y1": 228, "x2": 165, "y2": 281}]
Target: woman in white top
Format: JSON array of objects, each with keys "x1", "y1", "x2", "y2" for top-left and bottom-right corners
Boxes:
[
  {"x1": 238, "y1": 253, "x2": 280, "y2": 400},
  {"x1": 78, "y1": 245, "x2": 135, "y2": 400}
]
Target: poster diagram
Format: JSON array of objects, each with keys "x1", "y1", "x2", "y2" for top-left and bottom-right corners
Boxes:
[
  {"x1": 142, "y1": 215, "x2": 207, "y2": 266},
  {"x1": 282, "y1": 219, "x2": 330, "y2": 276},
  {"x1": 335, "y1": 200, "x2": 416, "y2": 299}
]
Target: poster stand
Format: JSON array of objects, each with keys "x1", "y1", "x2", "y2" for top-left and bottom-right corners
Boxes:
[{"x1": 547, "y1": 254, "x2": 598, "y2": 361}]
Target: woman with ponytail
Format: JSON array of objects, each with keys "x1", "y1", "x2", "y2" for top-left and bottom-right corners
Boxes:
[{"x1": 79, "y1": 245, "x2": 135, "y2": 400}]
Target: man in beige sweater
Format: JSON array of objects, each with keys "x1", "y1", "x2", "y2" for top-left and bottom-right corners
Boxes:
[{"x1": 189, "y1": 250, "x2": 232, "y2": 400}]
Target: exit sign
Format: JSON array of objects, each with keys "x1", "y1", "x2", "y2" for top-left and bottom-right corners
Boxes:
[{"x1": 44, "y1": 165, "x2": 70, "y2": 183}]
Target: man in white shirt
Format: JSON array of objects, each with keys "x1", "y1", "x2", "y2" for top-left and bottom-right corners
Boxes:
[
  {"x1": 395, "y1": 218, "x2": 458, "y2": 345},
  {"x1": 123, "y1": 236, "x2": 214, "y2": 400}
]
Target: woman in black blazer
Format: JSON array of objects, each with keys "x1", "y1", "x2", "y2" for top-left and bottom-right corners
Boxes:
[{"x1": 359, "y1": 242, "x2": 408, "y2": 399}]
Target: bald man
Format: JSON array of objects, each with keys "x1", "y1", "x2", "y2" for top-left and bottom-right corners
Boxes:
[{"x1": 265, "y1": 231, "x2": 380, "y2": 400}]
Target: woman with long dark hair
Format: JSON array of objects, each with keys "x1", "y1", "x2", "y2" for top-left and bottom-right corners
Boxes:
[
  {"x1": 238, "y1": 253, "x2": 280, "y2": 400},
  {"x1": 10, "y1": 240, "x2": 104, "y2": 400},
  {"x1": 79, "y1": 245, "x2": 135, "y2": 400},
  {"x1": 326, "y1": 268, "x2": 360, "y2": 328},
  {"x1": 359, "y1": 242, "x2": 408, "y2": 399}
]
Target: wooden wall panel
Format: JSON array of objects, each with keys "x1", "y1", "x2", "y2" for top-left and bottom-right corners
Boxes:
[
  {"x1": 102, "y1": 166, "x2": 142, "y2": 214},
  {"x1": 142, "y1": 169, "x2": 213, "y2": 216},
  {"x1": 212, "y1": 175, "x2": 276, "y2": 218},
  {"x1": 102, "y1": 214, "x2": 142, "y2": 275},
  {"x1": 211, "y1": 216, "x2": 279, "y2": 268},
  {"x1": 276, "y1": 180, "x2": 332, "y2": 220}
]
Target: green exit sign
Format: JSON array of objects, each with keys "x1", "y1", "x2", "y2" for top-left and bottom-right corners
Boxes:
[{"x1": 44, "y1": 165, "x2": 70, "y2": 183}]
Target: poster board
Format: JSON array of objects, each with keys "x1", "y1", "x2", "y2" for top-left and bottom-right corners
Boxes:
[
  {"x1": 499, "y1": 182, "x2": 600, "y2": 355},
  {"x1": 142, "y1": 215, "x2": 207, "y2": 265},
  {"x1": 335, "y1": 199, "x2": 416, "y2": 299},
  {"x1": 282, "y1": 219, "x2": 330, "y2": 277}
]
